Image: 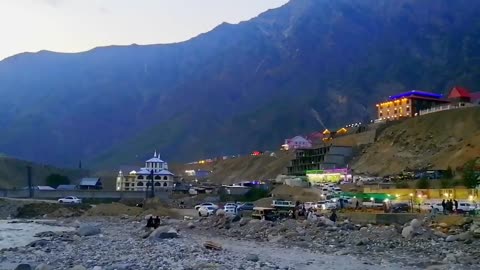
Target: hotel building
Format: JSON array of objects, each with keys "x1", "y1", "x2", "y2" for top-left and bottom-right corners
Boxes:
[{"x1": 376, "y1": 90, "x2": 449, "y2": 121}]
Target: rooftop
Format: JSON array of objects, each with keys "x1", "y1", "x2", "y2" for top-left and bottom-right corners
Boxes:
[{"x1": 389, "y1": 90, "x2": 443, "y2": 100}]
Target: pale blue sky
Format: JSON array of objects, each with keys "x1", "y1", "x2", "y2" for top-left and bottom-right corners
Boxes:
[{"x1": 0, "y1": 0, "x2": 288, "y2": 60}]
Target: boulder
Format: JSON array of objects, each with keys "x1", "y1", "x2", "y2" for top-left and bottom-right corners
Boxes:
[
  {"x1": 14, "y1": 264, "x2": 32, "y2": 270},
  {"x1": 34, "y1": 264, "x2": 51, "y2": 270},
  {"x1": 402, "y1": 226, "x2": 415, "y2": 239},
  {"x1": 187, "y1": 222, "x2": 195, "y2": 229},
  {"x1": 70, "y1": 266, "x2": 87, "y2": 270},
  {"x1": 457, "y1": 231, "x2": 473, "y2": 241},
  {"x1": 149, "y1": 226, "x2": 179, "y2": 239},
  {"x1": 27, "y1": 239, "x2": 49, "y2": 248},
  {"x1": 319, "y1": 217, "x2": 335, "y2": 226},
  {"x1": 246, "y1": 254, "x2": 259, "y2": 262},
  {"x1": 231, "y1": 215, "x2": 241, "y2": 222},
  {"x1": 473, "y1": 228, "x2": 480, "y2": 238},
  {"x1": 438, "y1": 223, "x2": 449, "y2": 228},
  {"x1": 433, "y1": 231, "x2": 447, "y2": 238},
  {"x1": 216, "y1": 209, "x2": 226, "y2": 216},
  {"x1": 204, "y1": 241, "x2": 222, "y2": 251},
  {"x1": 410, "y1": 219, "x2": 422, "y2": 229},
  {"x1": 325, "y1": 226, "x2": 338, "y2": 232},
  {"x1": 77, "y1": 225, "x2": 101, "y2": 237},
  {"x1": 239, "y1": 218, "x2": 250, "y2": 227},
  {"x1": 445, "y1": 235, "x2": 458, "y2": 242}
]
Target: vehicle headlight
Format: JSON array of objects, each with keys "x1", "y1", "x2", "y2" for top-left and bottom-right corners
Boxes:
[{"x1": 322, "y1": 205, "x2": 326, "y2": 210}]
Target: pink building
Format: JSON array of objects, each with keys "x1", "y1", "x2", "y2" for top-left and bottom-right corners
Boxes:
[{"x1": 282, "y1": 136, "x2": 312, "y2": 150}]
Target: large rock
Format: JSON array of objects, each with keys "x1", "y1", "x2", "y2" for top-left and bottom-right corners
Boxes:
[
  {"x1": 246, "y1": 254, "x2": 259, "y2": 262},
  {"x1": 149, "y1": 226, "x2": 178, "y2": 239},
  {"x1": 319, "y1": 217, "x2": 335, "y2": 226},
  {"x1": 187, "y1": 222, "x2": 195, "y2": 229},
  {"x1": 402, "y1": 226, "x2": 415, "y2": 239},
  {"x1": 239, "y1": 218, "x2": 250, "y2": 227},
  {"x1": 14, "y1": 264, "x2": 32, "y2": 270},
  {"x1": 77, "y1": 224, "x2": 101, "y2": 237},
  {"x1": 69, "y1": 266, "x2": 87, "y2": 270},
  {"x1": 433, "y1": 231, "x2": 447, "y2": 238},
  {"x1": 410, "y1": 219, "x2": 422, "y2": 229},
  {"x1": 445, "y1": 235, "x2": 458, "y2": 242},
  {"x1": 34, "y1": 264, "x2": 51, "y2": 270}
]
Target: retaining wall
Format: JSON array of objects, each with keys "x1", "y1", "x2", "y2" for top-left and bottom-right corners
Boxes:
[{"x1": 0, "y1": 189, "x2": 169, "y2": 200}]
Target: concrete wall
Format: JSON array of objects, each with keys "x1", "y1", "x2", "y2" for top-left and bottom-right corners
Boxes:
[
  {"x1": 0, "y1": 189, "x2": 170, "y2": 200},
  {"x1": 332, "y1": 130, "x2": 376, "y2": 147}
]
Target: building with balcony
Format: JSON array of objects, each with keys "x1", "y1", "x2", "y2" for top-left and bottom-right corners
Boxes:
[
  {"x1": 116, "y1": 152, "x2": 174, "y2": 191},
  {"x1": 376, "y1": 90, "x2": 449, "y2": 121},
  {"x1": 287, "y1": 145, "x2": 353, "y2": 176}
]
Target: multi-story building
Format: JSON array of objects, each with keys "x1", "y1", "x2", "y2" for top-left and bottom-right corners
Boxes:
[
  {"x1": 376, "y1": 90, "x2": 449, "y2": 121},
  {"x1": 282, "y1": 135, "x2": 312, "y2": 150},
  {"x1": 116, "y1": 152, "x2": 174, "y2": 191},
  {"x1": 287, "y1": 145, "x2": 352, "y2": 176}
]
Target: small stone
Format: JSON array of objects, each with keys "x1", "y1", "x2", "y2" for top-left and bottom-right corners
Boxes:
[
  {"x1": 187, "y1": 222, "x2": 195, "y2": 229},
  {"x1": 15, "y1": 264, "x2": 32, "y2": 270},
  {"x1": 239, "y1": 218, "x2": 250, "y2": 227},
  {"x1": 246, "y1": 254, "x2": 259, "y2": 262},
  {"x1": 438, "y1": 223, "x2": 449, "y2": 228},
  {"x1": 433, "y1": 231, "x2": 447, "y2": 238},
  {"x1": 92, "y1": 267, "x2": 103, "y2": 270}
]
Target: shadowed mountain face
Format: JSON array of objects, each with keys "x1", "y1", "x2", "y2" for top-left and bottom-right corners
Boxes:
[{"x1": 0, "y1": 0, "x2": 480, "y2": 168}]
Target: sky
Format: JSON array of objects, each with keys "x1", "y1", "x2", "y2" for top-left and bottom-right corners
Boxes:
[{"x1": 0, "y1": 0, "x2": 288, "y2": 60}]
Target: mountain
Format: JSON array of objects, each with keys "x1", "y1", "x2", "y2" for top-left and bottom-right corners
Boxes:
[
  {"x1": 0, "y1": 155, "x2": 88, "y2": 188},
  {"x1": 1, "y1": 0, "x2": 480, "y2": 168}
]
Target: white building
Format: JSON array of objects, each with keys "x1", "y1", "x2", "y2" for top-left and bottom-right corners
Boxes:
[
  {"x1": 282, "y1": 135, "x2": 312, "y2": 150},
  {"x1": 116, "y1": 152, "x2": 174, "y2": 191}
]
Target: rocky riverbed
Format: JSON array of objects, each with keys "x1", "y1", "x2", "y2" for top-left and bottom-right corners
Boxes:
[{"x1": 1, "y1": 214, "x2": 479, "y2": 270}]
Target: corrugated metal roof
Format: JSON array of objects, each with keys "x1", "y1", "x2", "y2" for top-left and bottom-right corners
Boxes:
[{"x1": 79, "y1": 177, "x2": 101, "y2": 186}]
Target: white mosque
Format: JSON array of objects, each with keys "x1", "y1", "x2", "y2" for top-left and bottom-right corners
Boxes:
[{"x1": 116, "y1": 152, "x2": 174, "y2": 191}]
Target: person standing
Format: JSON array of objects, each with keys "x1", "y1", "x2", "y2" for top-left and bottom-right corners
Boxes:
[
  {"x1": 441, "y1": 199, "x2": 446, "y2": 214},
  {"x1": 454, "y1": 199, "x2": 459, "y2": 212}
]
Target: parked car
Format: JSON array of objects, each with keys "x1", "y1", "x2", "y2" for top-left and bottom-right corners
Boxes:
[
  {"x1": 420, "y1": 201, "x2": 443, "y2": 211},
  {"x1": 223, "y1": 205, "x2": 238, "y2": 216},
  {"x1": 321, "y1": 200, "x2": 337, "y2": 210},
  {"x1": 198, "y1": 206, "x2": 217, "y2": 217},
  {"x1": 457, "y1": 202, "x2": 476, "y2": 212},
  {"x1": 58, "y1": 196, "x2": 82, "y2": 204},
  {"x1": 194, "y1": 203, "x2": 218, "y2": 210},
  {"x1": 391, "y1": 203, "x2": 410, "y2": 213},
  {"x1": 237, "y1": 202, "x2": 255, "y2": 211}
]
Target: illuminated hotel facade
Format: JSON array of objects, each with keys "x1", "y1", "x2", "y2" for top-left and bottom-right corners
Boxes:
[{"x1": 376, "y1": 90, "x2": 449, "y2": 121}]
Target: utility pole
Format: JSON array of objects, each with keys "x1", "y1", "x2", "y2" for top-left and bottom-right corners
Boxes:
[{"x1": 27, "y1": 165, "x2": 33, "y2": 198}]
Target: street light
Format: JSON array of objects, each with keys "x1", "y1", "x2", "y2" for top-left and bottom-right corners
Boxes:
[{"x1": 409, "y1": 193, "x2": 414, "y2": 213}]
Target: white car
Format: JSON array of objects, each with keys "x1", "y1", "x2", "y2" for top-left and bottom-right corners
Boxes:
[
  {"x1": 457, "y1": 202, "x2": 476, "y2": 212},
  {"x1": 198, "y1": 206, "x2": 217, "y2": 217},
  {"x1": 58, "y1": 196, "x2": 82, "y2": 204},
  {"x1": 304, "y1": 202, "x2": 315, "y2": 210},
  {"x1": 321, "y1": 200, "x2": 337, "y2": 210},
  {"x1": 194, "y1": 203, "x2": 218, "y2": 210},
  {"x1": 223, "y1": 205, "x2": 238, "y2": 216}
]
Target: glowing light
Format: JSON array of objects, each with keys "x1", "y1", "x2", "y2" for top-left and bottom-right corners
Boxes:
[
  {"x1": 384, "y1": 199, "x2": 389, "y2": 202},
  {"x1": 409, "y1": 193, "x2": 413, "y2": 197},
  {"x1": 370, "y1": 197, "x2": 374, "y2": 201},
  {"x1": 444, "y1": 193, "x2": 449, "y2": 197}
]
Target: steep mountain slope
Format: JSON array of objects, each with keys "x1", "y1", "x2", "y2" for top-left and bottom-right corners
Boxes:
[
  {"x1": 352, "y1": 107, "x2": 480, "y2": 175},
  {"x1": 0, "y1": 156, "x2": 88, "y2": 188},
  {"x1": 1, "y1": 0, "x2": 480, "y2": 168}
]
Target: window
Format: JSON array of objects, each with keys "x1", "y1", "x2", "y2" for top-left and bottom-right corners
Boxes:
[
  {"x1": 155, "y1": 182, "x2": 161, "y2": 186},
  {"x1": 137, "y1": 175, "x2": 144, "y2": 180},
  {"x1": 163, "y1": 182, "x2": 168, "y2": 187},
  {"x1": 406, "y1": 107, "x2": 410, "y2": 111},
  {"x1": 155, "y1": 175, "x2": 161, "y2": 180},
  {"x1": 125, "y1": 183, "x2": 130, "y2": 187},
  {"x1": 406, "y1": 99, "x2": 410, "y2": 104},
  {"x1": 379, "y1": 113, "x2": 383, "y2": 117},
  {"x1": 394, "y1": 109, "x2": 397, "y2": 114},
  {"x1": 137, "y1": 182, "x2": 144, "y2": 186}
]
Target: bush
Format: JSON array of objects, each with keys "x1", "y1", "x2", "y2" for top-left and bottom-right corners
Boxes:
[
  {"x1": 440, "y1": 178, "x2": 453, "y2": 188},
  {"x1": 416, "y1": 177, "x2": 430, "y2": 189}
]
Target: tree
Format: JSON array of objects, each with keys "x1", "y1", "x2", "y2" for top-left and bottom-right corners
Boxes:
[
  {"x1": 462, "y1": 160, "x2": 478, "y2": 189},
  {"x1": 45, "y1": 174, "x2": 70, "y2": 188},
  {"x1": 440, "y1": 178, "x2": 453, "y2": 188},
  {"x1": 416, "y1": 177, "x2": 430, "y2": 189}
]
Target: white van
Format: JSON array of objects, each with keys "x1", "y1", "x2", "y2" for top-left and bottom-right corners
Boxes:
[{"x1": 420, "y1": 201, "x2": 443, "y2": 211}]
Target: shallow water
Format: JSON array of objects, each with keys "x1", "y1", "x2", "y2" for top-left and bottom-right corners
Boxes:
[{"x1": 0, "y1": 220, "x2": 73, "y2": 249}]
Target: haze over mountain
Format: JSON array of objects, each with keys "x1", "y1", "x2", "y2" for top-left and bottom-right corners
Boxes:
[{"x1": 1, "y1": 0, "x2": 480, "y2": 168}]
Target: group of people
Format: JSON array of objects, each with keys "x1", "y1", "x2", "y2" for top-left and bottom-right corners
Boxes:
[
  {"x1": 441, "y1": 199, "x2": 459, "y2": 214},
  {"x1": 146, "y1": 216, "x2": 161, "y2": 229}
]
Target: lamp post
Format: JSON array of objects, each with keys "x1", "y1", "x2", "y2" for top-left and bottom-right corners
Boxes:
[{"x1": 150, "y1": 169, "x2": 155, "y2": 198}]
